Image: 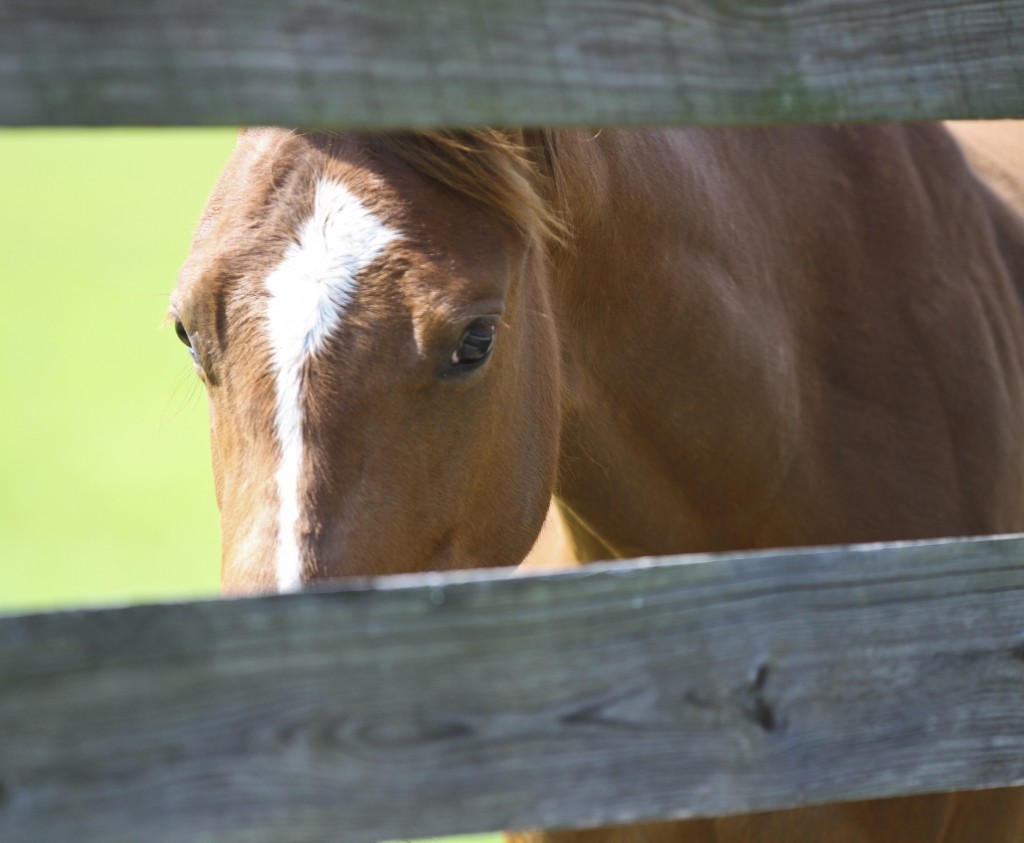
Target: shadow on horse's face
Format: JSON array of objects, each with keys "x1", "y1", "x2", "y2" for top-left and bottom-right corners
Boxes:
[{"x1": 171, "y1": 128, "x2": 560, "y2": 595}]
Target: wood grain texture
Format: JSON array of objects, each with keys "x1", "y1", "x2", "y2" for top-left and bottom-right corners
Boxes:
[
  {"x1": 2, "y1": 536, "x2": 1024, "y2": 842},
  {"x1": 0, "y1": 0, "x2": 1022, "y2": 127}
]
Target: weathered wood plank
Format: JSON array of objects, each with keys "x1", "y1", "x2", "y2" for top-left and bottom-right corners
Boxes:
[
  {"x1": 1, "y1": 0, "x2": 1023, "y2": 127},
  {"x1": 2, "y1": 535, "x2": 1024, "y2": 841}
]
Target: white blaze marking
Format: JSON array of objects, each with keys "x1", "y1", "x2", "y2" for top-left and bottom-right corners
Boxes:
[{"x1": 264, "y1": 178, "x2": 399, "y2": 592}]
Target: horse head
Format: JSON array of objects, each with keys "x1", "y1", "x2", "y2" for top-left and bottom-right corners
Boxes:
[{"x1": 172, "y1": 128, "x2": 563, "y2": 594}]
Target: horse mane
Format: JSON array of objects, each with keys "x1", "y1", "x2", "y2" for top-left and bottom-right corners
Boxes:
[{"x1": 371, "y1": 129, "x2": 569, "y2": 247}]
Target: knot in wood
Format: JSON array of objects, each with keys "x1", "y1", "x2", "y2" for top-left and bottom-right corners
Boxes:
[{"x1": 745, "y1": 661, "x2": 778, "y2": 733}]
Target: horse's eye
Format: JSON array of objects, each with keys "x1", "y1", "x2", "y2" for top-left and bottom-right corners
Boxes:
[
  {"x1": 451, "y1": 322, "x2": 496, "y2": 367},
  {"x1": 174, "y1": 318, "x2": 205, "y2": 373},
  {"x1": 174, "y1": 318, "x2": 192, "y2": 348}
]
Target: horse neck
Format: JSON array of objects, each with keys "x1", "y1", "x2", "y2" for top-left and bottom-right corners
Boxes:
[{"x1": 542, "y1": 129, "x2": 806, "y2": 560}]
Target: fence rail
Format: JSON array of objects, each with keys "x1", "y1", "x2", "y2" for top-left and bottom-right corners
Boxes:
[
  {"x1": 1, "y1": 0, "x2": 1023, "y2": 128},
  {"x1": 3, "y1": 535, "x2": 1024, "y2": 842}
]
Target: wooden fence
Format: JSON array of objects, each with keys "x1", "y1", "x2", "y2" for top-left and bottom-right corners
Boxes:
[
  {"x1": 2, "y1": 0, "x2": 1024, "y2": 127},
  {"x1": 2, "y1": 1, "x2": 1024, "y2": 841},
  {"x1": 3, "y1": 537, "x2": 1024, "y2": 842}
]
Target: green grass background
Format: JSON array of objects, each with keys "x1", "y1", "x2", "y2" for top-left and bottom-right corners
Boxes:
[{"x1": 0, "y1": 129, "x2": 501, "y2": 843}]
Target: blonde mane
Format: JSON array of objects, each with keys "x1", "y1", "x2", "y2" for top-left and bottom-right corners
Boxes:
[{"x1": 372, "y1": 129, "x2": 568, "y2": 247}]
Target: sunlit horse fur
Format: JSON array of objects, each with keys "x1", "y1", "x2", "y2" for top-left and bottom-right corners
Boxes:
[{"x1": 173, "y1": 122, "x2": 1024, "y2": 842}]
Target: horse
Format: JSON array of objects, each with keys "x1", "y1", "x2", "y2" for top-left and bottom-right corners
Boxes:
[{"x1": 171, "y1": 121, "x2": 1024, "y2": 842}]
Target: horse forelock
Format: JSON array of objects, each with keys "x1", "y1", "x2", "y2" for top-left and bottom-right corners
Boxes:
[{"x1": 370, "y1": 129, "x2": 569, "y2": 249}]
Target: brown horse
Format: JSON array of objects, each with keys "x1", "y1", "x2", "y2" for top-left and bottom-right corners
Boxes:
[{"x1": 172, "y1": 122, "x2": 1024, "y2": 842}]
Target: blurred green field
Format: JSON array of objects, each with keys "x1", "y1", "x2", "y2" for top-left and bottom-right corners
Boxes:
[
  {"x1": 0, "y1": 129, "x2": 501, "y2": 843},
  {"x1": 0, "y1": 128, "x2": 231, "y2": 610}
]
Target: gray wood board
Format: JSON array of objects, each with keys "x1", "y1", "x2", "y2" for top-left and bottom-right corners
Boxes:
[
  {"x1": 1, "y1": 0, "x2": 1023, "y2": 127},
  {"x1": 2, "y1": 535, "x2": 1024, "y2": 842}
]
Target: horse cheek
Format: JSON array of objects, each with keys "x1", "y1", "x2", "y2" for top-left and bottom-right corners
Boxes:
[{"x1": 487, "y1": 306, "x2": 561, "y2": 568}]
